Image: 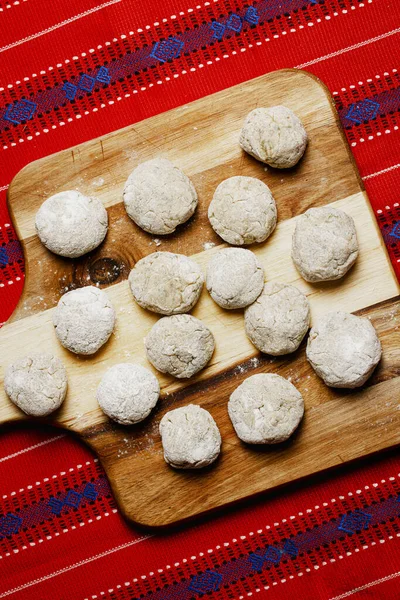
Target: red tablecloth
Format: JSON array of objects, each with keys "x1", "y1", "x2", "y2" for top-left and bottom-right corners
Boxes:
[{"x1": 1, "y1": 0, "x2": 400, "y2": 598}]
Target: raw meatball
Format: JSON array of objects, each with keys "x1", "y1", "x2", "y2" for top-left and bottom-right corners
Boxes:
[
  {"x1": 159, "y1": 404, "x2": 221, "y2": 468},
  {"x1": 245, "y1": 282, "x2": 310, "y2": 355},
  {"x1": 292, "y1": 206, "x2": 359, "y2": 282},
  {"x1": 306, "y1": 311, "x2": 382, "y2": 388},
  {"x1": 123, "y1": 158, "x2": 198, "y2": 234},
  {"x1": 129, "y1": 252, "x2": 204, "y2": 315},
  {"x1": 239, "y1": 106, "x2": 308, "y2": 169},
  {"x1": 208, "y1": 176, "x2": 277, "y2": 245},
  {"x1": 206, "y1": 248, "x2": 264, "y2": 309},
  {"x1": 35, "y1": 190, "x2": 108, "y2": 258},
  {"x1": 53, "y1": 286, "x2": 115, "y2": 355},
  {"x1": 228, "y1": 373, "x2": 304, "y2": 444},
  {"x1": 4, "y1": 353, "x2": 67, "y2": 417},
  {"x1": 96, "y1": 363, "x2": 160, "y2": 425},
  {"x1": 145, "y1": 314, "x2": 215, "y2": 379}
]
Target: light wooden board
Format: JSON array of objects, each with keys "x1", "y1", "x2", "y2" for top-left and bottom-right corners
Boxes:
[{"x1": 1, "y1": 69, "x2": 399, "y2": 528}]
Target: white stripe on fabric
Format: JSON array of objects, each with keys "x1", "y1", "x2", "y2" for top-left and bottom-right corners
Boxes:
[
  {"x1": 0, "y1": 0, "x2": 121, "y2": 54},
  {"x1": 296, "y1": 26, "x2": 400, "y2": 68},
  {"x1": 0, "y1": 434, "x2": 65, "y2": 462},
  {"x1": 329, "y1": 569, "x2": 400, "y2": 599},
  {"x1": 0, "y1": 536, "x2": 152, "y2": 598},
  {"x1": 363, "y1": 163, "x2": 400, "y2": 180}
]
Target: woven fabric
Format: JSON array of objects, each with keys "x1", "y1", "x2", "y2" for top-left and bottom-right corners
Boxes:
[{"x1": 1, "y1": 0, "x2": 400, "y2": 598}]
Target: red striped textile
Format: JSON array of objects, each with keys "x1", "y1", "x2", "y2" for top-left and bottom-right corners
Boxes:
[{"x1": 1, "y1": 0, "x2": 400, "y2": 598}]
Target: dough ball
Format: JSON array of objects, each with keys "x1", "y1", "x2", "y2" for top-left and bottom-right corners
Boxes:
[
  {"x1": 208, "y1": 176, "x2": 277, "y2": 245},
  {"x1": 145, "y1": 314, "x2": 215, "y2": 379},
  {"x1": 306, "y1": 311, "x2": 382, "y2": 388},
  {"x1": 53, "y1": 286, "x2": 115, "y2": 355},
  {"x1": 35, "y1": 190, "x2": 108, "y2": 258},
  {"x1": 292, "y1": 206, "x2": 359, "y2": 282},
  {"x1": 159, "y1": 404, "x2": 221, "y2": 468},
  {"x1": 228, "y1": 373, "x2": 304, "y2": 444},
  {"x1": 129, "y1": 252, "x2": 204, "y2": 315},
  {"x1": 206, "y1": 248, "x2": 264, "y2": 309},
  {"x1": 123, "y1": 158, "x2": 198, "y2": 235},
  {"x1": 239, "y1": 106, "x2": 308, "y2": 169},
  {"x1": 96, "y1": 363, "x2": 160, "y2": 425},
  {"x1": 245, "y1": 282, "x2": 310, "y2": 355},
  {"x1": 4, "y1": 353, "x2": 67, "y2": 417}
]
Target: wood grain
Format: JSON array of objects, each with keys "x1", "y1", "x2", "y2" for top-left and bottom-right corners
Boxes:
[
  {"x1": 1, "y1": 69, "x2": 399, "y2": 527},
  {"x1": 9, "y1": 68, "x2": 362, "y2": 320},
  {"x1": 0, "y1": 191, "x2": 397, "y2": 430}
]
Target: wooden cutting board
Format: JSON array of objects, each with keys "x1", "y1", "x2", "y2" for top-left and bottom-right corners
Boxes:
[{"x1": 1, "y1": 69, "x2": 400, "y2": 528}]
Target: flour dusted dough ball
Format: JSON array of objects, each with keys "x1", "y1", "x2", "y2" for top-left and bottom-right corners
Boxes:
[
  {"x1": 208, "y1": 176, "x2": 277, "y2": 245},
  {"x1": 35, "y1": 191, "x2": 108, "y2": 258},
  {"x1": 239, "y1": 106, "x2": 308, "y2": 169},
  {"x1": 145, "y1": 314, "x2": 215, "y2": 379},
  {"x1": 96, "y1": 363, "x2": 160, "y2": 425},
  {"x1": 306, "y1": 311, "x2": 382, "y2": 388},
  {"x1": 123, "y1": 158, "x2": 198, "y2": 234},
  {"x1": 129, "y1": 252, "x2": 204, "y2": 315},
  {"x1": 245, "y1": 282, "x2": 310, "y2": 356},
  {"x1": 160, "y1": 404, "x2": 221, "y2": 468},
  {"x1": 206, "y1": 248, "x2": 264, "y2": 309},
  {"x1": 4, "y1": 354, "x2": 67, "y2": 417},
  {"x1": 228, "y1": 373, "x2": 304, "y2": 444},
  {"x1": 53, "y1": 286, "x2": 115, "y2": 355},
  {"x1": 292, "y1": 206, "x2": 359, "y2": 282}
]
